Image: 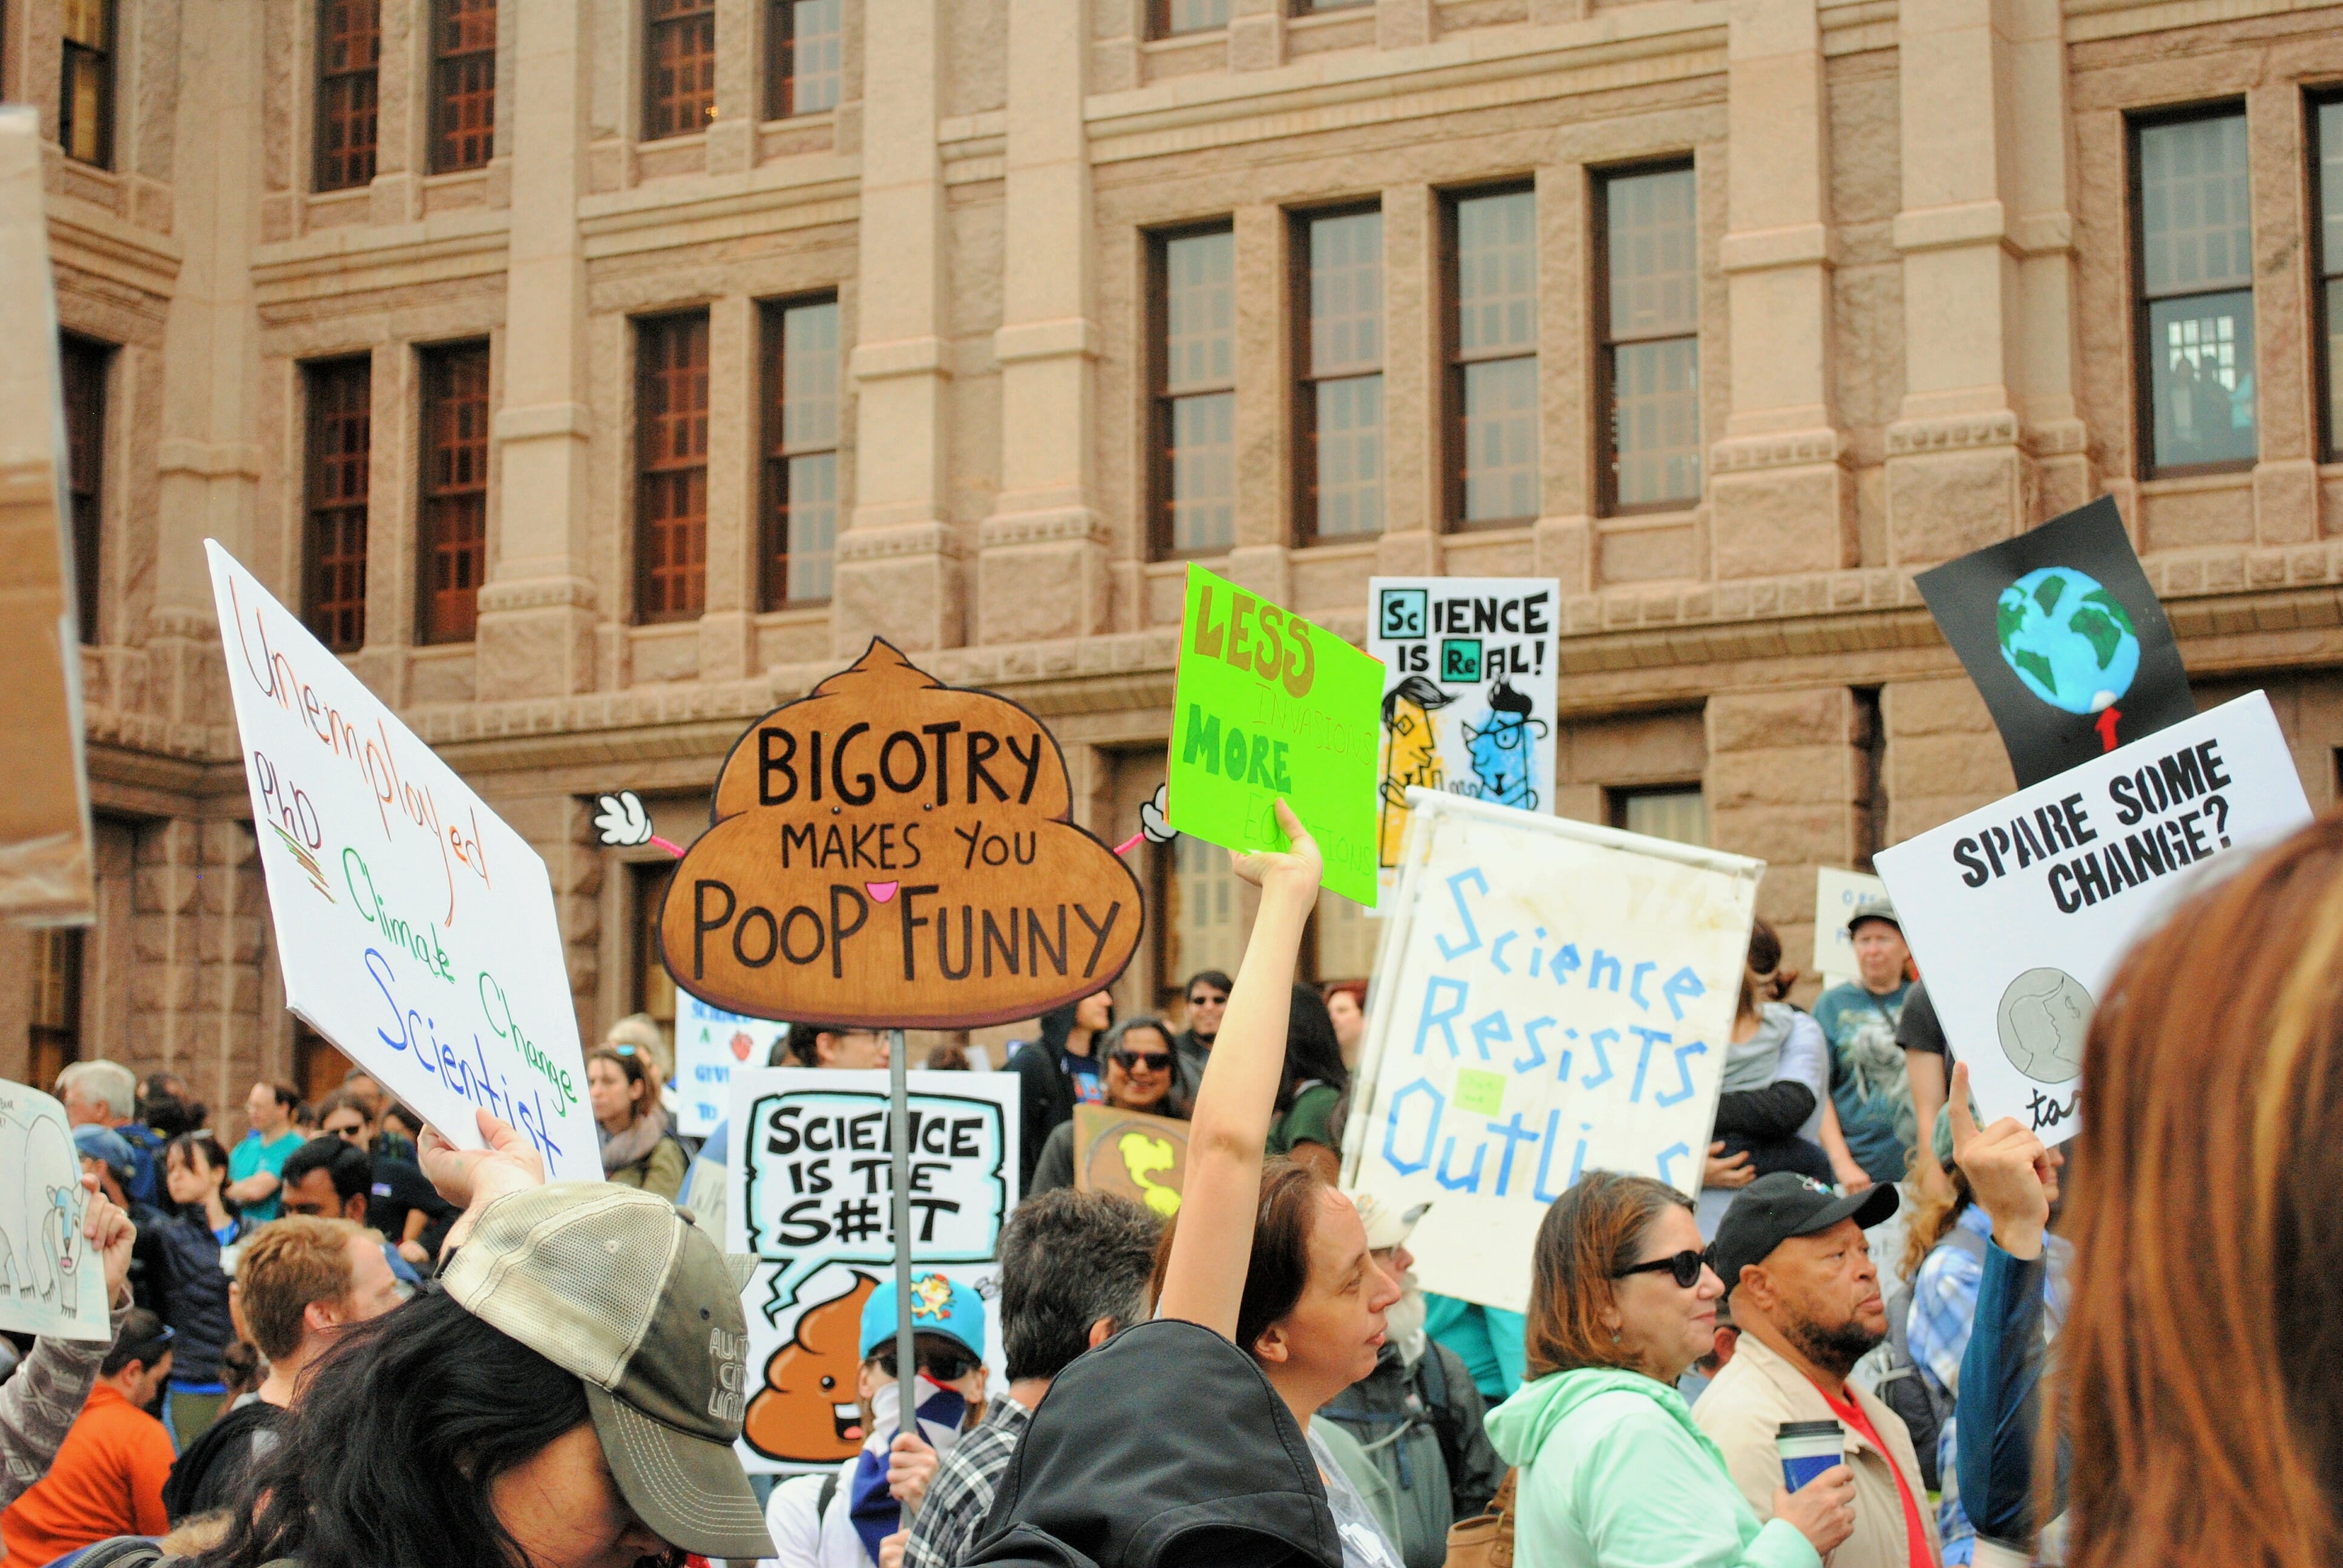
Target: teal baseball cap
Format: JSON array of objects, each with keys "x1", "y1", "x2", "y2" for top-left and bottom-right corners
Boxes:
[{"x1": 860, "y1": 1272, "x2": 987, "y2": 1361}]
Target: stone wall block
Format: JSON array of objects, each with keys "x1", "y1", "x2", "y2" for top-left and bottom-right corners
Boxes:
[
  {"x1": 1708, "y1": 687, "x2": 1853, "y2": 753},
  {"x1": 1886, "y1": 446, "x2": 2028, "y2": 566},
  {"x1": 1710, "y1": 463, "x2": 1857, "y2": 578},
  {"x1": 1879, "y1": 676, "x2": 1996, "y2": 737},
  {"x1": 1710, "y1": 743, "x2": 1862, "y2": 808}
]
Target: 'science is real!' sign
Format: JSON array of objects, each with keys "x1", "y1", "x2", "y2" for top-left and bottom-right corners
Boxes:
[{"x1": 661, "y1": 640, "x2": 1144, "y2": 1029}]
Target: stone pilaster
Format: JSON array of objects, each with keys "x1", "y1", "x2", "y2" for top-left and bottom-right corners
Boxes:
[
  {"x1": 1705, "y1": 688, "x2": 1876, "y2": 984},
  {"x1": 1710, "y1": 0, "x2": 1853, "y2": 578},
  {"x1": 369, "y1": 0, "x2": 426, "y2": 223},
  {"x1": 701, "y1": 293, "x2": 758, "y2": 679},
  {"x1": 1377, "y1": 183, "x2": 1439, "y2": 577},
  {"x1": 834, "y1": 0, "x2": 964, "y2": 655},
  {"x1": 1881, "y1": 676, "x2": 2015, "y2": 841},
  {"x1": 2005, "y1": 0, "x2": 2089, "y2": 520},
  {"x1": 477, "y1": 1, "x2": 598, "y2": 698},
  {"x1": 1222, "y1": 202, "x2": 1292, "y2": 605},
  {"x1": 978, "y1": 0, "x2": 1109, "y2": 645}
]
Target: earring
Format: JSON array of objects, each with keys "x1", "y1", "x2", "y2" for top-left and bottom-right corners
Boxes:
[{"x1": 1610, "y1": 1328, "x2": 1621, "y2": 1343}]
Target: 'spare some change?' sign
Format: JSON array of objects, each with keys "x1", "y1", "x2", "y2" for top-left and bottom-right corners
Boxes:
[{"x1": 1876, "y1": 691, "x2": 2310, "y2": 1143}]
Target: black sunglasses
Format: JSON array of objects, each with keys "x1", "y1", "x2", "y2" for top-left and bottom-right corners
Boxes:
[
  {"x1": 1613, "y1": 1249, "x2": 1709, "y2": 1290},
  {"x1": 920, "y1": 1347, "x2": 980, "y2": 1383},
  {"x1": 1112, "y1": 1050, "x2": 1175, "y2": 1072}
]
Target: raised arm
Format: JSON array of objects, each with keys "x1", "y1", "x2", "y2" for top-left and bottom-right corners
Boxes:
[{"x1": 1154, "y1": 800, "x2": 1323, "y2": 1340}]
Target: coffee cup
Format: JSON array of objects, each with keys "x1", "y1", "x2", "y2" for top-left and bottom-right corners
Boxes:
[{"x1": 1776, "y1": 1419, "x2": 1843, "y2": 1493}]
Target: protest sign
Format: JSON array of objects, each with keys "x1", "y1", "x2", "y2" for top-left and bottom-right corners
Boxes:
[
  {"x1": 0, "y1": 110, "x2": 94, "y2": 926},
  {"x1": 1069, "y1": 1102, "x2": 1189, "y2": 1218},
  {"x1": 1918, "y1": 497, "x2": 2194, "y2": 788},
  {"x1": 1366, "y1": 577, "x2": 1560, "y2": 897},
  {"x1": 1814, "y1": 867, "x2": 1888, "y2": 987},
  {"x1": 1167, "y1": 564, "x2": 1383, "y2": 905},
  {"x1": 0, "y1": 1079, "x2": 109, "y2": 1340},
  {"x1": 672, "y1": 995, "x2": 784, "y2": 1138},
  {"x1": 1341, "y1": 791, "x2": 1760, "y2": 1312},
  {"x1": 1875, "y1": 691, "x2": 2309, "y2": 1143},
  {"x1": 725, "y1": 1067, "x2": 1018, "y2": 1473},
  {"x1": 205, "y1": 542, "x2": 600, "y2": 1181},
  {"x1": 661, "y1": 639, "x2": 1142, "y2": 1030}
]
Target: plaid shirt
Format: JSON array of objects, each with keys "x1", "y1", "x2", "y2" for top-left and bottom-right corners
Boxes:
[
  {"x1": 0, "y1": 1301, "x2": 130, "y2": 1507},
  {"x1": 901, "y1": 1396, "x2": 1030, "y2": 1568},
  {"x1": 1906, "y1": 1204, "x2": 2069, "y2": 1566}
]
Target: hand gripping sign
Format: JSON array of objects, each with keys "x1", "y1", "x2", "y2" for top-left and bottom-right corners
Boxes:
[{"x1": 660, "y1": 639, "x2": 1144, "y2": 1028}]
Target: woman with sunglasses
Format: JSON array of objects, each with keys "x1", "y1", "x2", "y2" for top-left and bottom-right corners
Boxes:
[
  {"x1": 1026, "y1": 1018, "x2": 1185, "y2": 1197},
  {"x1": 1484, "y1": 1171, "x2": 1855, "y2": 1568}
]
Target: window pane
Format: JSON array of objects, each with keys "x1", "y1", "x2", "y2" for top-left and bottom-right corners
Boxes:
[
  {"x1": 2148, "y1": 290, "x2": 2256, "y2": 469},
  {"x1": 1461, "y1": 357, "x2": 1538, "y2": 523},
  {"x1": 2324, "y1": 102, "x2": 2343, "y2": 277},
  {"x1": 785, "y1": 0, "x2": 842, "y2": 114},
  {"x1": 422, "y1": 344, "x2": 490, "y2": 644},
  {"x1": 1309, "y1": 211, "x2": 1382, "y2": 376},
  {"x1": 1611, "y1": 338, "x2": 1701, "y2": 508},
  {"x1": 1168, "y1": 391, "x2": 1236, "y2": 554},
  {"x1": 1456, "y1": 190, "x2": 1536, "y2": 358},
  {"x1": 1161, "y1": 0, "x2": 1230, "y2": 33},
  {"x1": 431, "y1": 0, "x2": 497, "y2": 173},
  {"x1": 2140, "y1": 114, "x2": 2252, "y2": 298},
  {"x1": 306, "y1": 359, "x2": 373, "y2": 653},
  {"x1": 638, "y1": 315, "x2": 710, "y2": 621},
  {"x1": 2330, "y1": 276, "x2": 2343, "y2": 459},
  {"x1": 781, "y1": 299, "x2": 839, "y2": 449},
  {"x1": 318, "y1": 0, "x2": 383, "y2": 191},
  {"x1": 1607, "y1": 166, "x2": 1697, "y2": 341},
  {"x1": 1620, "y1": 787, "x2": 1708, "y2": 847},
  {"x1": 1172, "y1": 832, "x2": 1247, "y2": 982},
  {"x1": 1313, "y1": 374, "x2": 1383, "y2": 538},
  {"x1": 61, "y1": 338, "x2": 108, "y2": 644},
  {"x1": 1164, "y1": 230, "x2": 1235, "y2": 393},
  {"x1": 783, "y1": 452, "x2": 836, "y2": 603},
  {"x1": 646, "y1": 0, "x2": 718, "y2": 140}
]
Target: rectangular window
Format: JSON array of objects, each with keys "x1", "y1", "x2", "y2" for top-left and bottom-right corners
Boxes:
[
  {"x1": 1447, "y1": 186, "x2": 1538, "y2": 528},
  {"x1": 28, "y1": 929, "x2": 84, "y2": 1094},
  {"x1": 644, "y1": 0, "x2": 716, "y2": 140},
  {"x1": 60, "y1": 335, "x2": 110, "y2": 645},
  {"x1": 1295, "y1": 207, "x2": 1384, "y2": 541},
  {"x1": 419, "y1": 342, "x2": 490, "y2": 644},
  {"x1": 761, "y1": 296, "x2": 840, "y2": 606},
  {"x1": 767, "y1": 0, "x2": 842, "y2": 118},
  {"x1": 304, "y1": 357, "x2": 373, "y2": 653},
  {"x1": 2133, "y1": 108, "x2": 2256, "y2": 475},
  {"x1": 1152, "y1": 226, "x2": 1237, "y2": 557},
  {"x1": 1598, "y1": 163, "x2": 1701, "y2": 512},
  {"x1": 58, "y1": 0, "x2": 114, "y2": 168},
  {"x1": 1609, "y1": 784, "x2": 1708, "y2": 847},
  {"x1": 430, "y1": 0, "x2": 496, "y2": 173},
  {"x1": 1164, "y1": 831, "x2": 1248, "y2": 988},
  {"x1": 2316, "y1": 99, "x2": 2343, "y2": 459},
  {"x1": 1152, "y1": 0, "x2": 1230, "y2": 34},
  {"x1": 632, "y1": 861, "x2": 678, "y2": 1025},
  {"x1": 636, "y1": 312, "x2": 710, "y2": 623},
  {"x1": 316, "y1": 0, "x2": 382, "y2": 191}
]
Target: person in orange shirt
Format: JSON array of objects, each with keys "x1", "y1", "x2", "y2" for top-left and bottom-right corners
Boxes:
[{"x1": 0, "y1": 1311, "x2": 175, "y2": 1568}]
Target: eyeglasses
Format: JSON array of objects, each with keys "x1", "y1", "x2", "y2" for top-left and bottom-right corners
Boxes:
[
  {"x1": 1187, "y1": 993, "x2": 1227, "y2": 1008},
  {"x1": 919, "y1": 1347, "x2": 980, "y2": 1383},
  {"x1": 1613, "y1": 1249, "x2": 1709, "y2": 1290},
  {"x1": 1112, "y1": 1050, "x2": 1174, "y2": 1073}
]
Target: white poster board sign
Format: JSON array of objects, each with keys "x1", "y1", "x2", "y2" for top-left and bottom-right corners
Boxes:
[
  {"x1": 726, "y1": 1067, "x2": 1018, "y2": 1474},
  {"x1": 672, "y1": 996, "x2": 785, "y2": 1138},
  {"x1": 205, "y1": 541, "x2": 599, "y2": 1181},
  {"x1": 1341, "y1": 791, "x2": 1761, "y2": 1313},
  {"x1": 1813, "y1": 867, "x2": 1888, "y2": 987},
  {"x1": 1875, "y1": 692, "x2": 2310, "y2": 1144},
  {"x1": 1368, "y1": 578, "x2": 1561, "y2": 897},
  {"x1": 0, "y1": 1080, "x2": 110, "y2": 1339}
]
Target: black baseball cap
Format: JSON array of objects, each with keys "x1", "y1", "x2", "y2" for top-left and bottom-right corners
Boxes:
[{"x1": 1710, "y1": 1173, "x2": 1899, "y2": 1295}]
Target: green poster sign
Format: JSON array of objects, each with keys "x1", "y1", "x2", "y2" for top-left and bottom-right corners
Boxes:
[{"x1": 1167, "y1": 564, "x2": 1383, "y2": 906}]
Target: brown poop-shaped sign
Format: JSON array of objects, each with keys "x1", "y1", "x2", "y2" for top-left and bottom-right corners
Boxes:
[{"x1": 660, "y1": 639, "x2": 1144, "y2": 1030}]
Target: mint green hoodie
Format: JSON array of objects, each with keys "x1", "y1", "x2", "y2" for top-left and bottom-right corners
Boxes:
[{"x1": 1483, "y1": 1368, "x2": 1821, "y2": 1568}]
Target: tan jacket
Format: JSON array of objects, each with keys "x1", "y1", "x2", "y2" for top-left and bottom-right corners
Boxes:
[{"x1": 1691, "y1": 1327, "x2": 1942, "y2": 1568}]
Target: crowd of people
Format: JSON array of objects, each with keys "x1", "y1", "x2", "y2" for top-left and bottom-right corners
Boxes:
[{"x1": 4, "y1": 801, "x2": 2339, "y2": 1568}]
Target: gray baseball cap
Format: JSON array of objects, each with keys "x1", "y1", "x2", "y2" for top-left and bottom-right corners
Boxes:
[{"x1": 440, "y1": 1183, "x2": 773, "y2": 1560}]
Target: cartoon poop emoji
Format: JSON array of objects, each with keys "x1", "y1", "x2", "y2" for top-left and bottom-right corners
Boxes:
[
  {"x1": 743, "y1": 1272, "x2": 879, "y2": 1463},
  {"x1": 660, "y1": 639, "x2": 1144, "y2": 1030}
]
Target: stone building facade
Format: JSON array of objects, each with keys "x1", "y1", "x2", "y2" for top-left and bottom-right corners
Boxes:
[{"x1": 10, "y1": 0, "x2": 2343, "y2": 1107}]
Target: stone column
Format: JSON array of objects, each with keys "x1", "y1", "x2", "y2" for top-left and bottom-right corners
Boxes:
[
  {"x1": 702, "y1": 293, "x2": 759, "y2": 679},
  {"x1": 1709, "y1": 0, "x2": 1852, "y2": 578},
  {"x1": 148, "y1": 0, "x2": 263, "y2": 725},
  {"x1": 833, "y1": 0, "x2": 963, "y2": 655},
  {"x1": 1705, "y1": 688, "x2": 1876, "y2": 990},
  {"x1": 2003, "y1": 0, "x2": 2088, "y2": 518},
  {"x1": 2246, "y1": 79, "x2": 2322, "y2": 544},
  {"x1": 476, "y1": 2, "x2": 598, "y2": 699},
  {"x1": 977, "y1": 0, "x2": 1108, "y2": 645},
  {"x1": 370, "y1": 0, "x2": 427, "y2": 223},
  {"x1": 708, "y1": 0, "x2": 762, "y2": 177},
  {"x1": 1229, "y1": 0, "x2": 1286, "y2": 72},
  {"x1": 1883, "y1": 0, "x2": 2033, "y2": 566},
  {"x1": 1222, "y1": 203, "x2": 1293, "y2": 604},
  {"x1": 1378, "y1": 183, "x2": 1440, "y2": 577}
]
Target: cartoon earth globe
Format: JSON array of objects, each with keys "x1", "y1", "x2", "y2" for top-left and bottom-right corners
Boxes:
[{"x1": 1996, "y1": 567, "x2": 2140, "y2": 715}]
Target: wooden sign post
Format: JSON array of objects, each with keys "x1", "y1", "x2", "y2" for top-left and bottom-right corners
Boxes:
[{"x1": 664, "y1": 639, "x2": 1145, "y2": 1502}]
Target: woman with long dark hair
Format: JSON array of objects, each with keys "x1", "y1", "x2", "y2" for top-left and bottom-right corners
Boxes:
[
  {"x1": 1028, "y1": 1016, "x2": 1186, "y2": 1196},
  {"x1": 585, "y1": 1045, "x2": 686, "y2": 1201},
  {"x1": 1011, "y1": 990, "x2": 1115, "y2": 1188},
  {"x1": 197, "y1": 1116, "x2": 772, "y2": 1568},
  {"x1": 1269, "y1": 986, "x2": 1349, "y2": 1182},
  {"x1": 152, "y1": 1132, "x2": 250, "y2": 1445}
]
